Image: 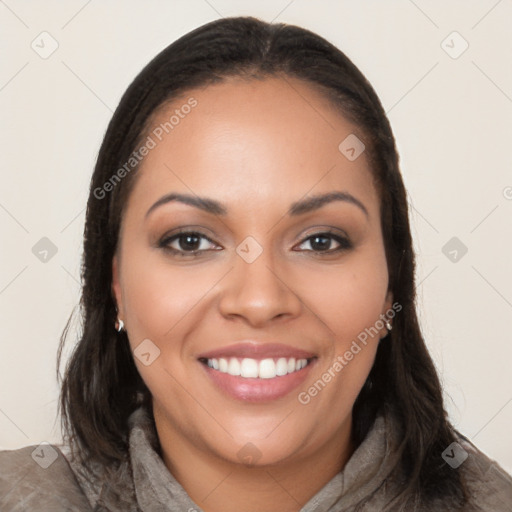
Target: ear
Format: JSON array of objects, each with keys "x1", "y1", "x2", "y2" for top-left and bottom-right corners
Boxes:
[
  {"x1": 111, "y1": 253, "x2": 123, "y2": 317},
  {"x1": 378, "y1": 289, "x2": 394, "y2": 339},
  {"x1": 384, "y1": 289, "x2": 393, "y2": 312}
]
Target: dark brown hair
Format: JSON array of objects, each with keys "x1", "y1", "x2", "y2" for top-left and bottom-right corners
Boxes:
[{"x1": 57, "y1": 16, "x2": 469, "y2": 509}]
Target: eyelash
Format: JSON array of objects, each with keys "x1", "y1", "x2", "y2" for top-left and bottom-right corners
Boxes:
[{"x1": 158, "y1": 229, "x2": 353, "y2": 258}]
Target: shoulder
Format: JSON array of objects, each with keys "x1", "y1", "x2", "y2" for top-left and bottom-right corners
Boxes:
[
  {"x1": 455, "y1": 436, "x2": 512, "y2": 511},
  {"x1": 0, "y1": 444, "x2": 93, "y2": 511}
]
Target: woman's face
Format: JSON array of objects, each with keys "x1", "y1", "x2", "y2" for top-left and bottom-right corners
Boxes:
[{"x1": 112, "y1": 76, "x2": 392, "y2": 467}]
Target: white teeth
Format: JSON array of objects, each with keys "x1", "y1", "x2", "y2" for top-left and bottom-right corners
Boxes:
[
  {"x1": 205, "y1": 356, "x2": 310, "y2": 379},
  {"x1": 240, "y1": 358, "x2": 259, "y2": 378},
  {"x1": 276, "y1": 358, "x2": 288, "y2": 376},
  {"x1": 219, "y1": 358, "x2": 228, "y2": 373},
  {"x1": 296, "y1": 359, "x2": 306, "y2": 371},
  {"x1": 227, "y1": 358, "x2": 241, "y2": 376},
  {"x1": 259, "y1": 358, "x2": 276, "y2": 379}
]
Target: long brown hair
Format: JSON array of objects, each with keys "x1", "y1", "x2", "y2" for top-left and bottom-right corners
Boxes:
[{"x1": 57, "y1": 16, "x2": 469, "y2": 508}]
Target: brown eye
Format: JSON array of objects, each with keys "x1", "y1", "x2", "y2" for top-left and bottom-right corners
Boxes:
[
  {"x1": 159, "y1": 231, "x2": 218, "y2": 256},
  {"x1": 297, "y1": 232, "x2": 352, "y2": 254}
]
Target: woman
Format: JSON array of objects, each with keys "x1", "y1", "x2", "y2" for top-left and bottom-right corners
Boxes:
[{"x1": 1, "y1": 16, "x2": 511, "y2": 512}]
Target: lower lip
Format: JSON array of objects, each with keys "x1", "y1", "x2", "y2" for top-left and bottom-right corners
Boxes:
[{"x1": 199, "y1": 360, "x2": 315, "y2": 403}]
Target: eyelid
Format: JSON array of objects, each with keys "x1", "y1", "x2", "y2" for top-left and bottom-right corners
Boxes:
[
  {"x1": 298, "y1": 226, "x2": 349, "y2": 240},
  {"x1": 158, "y1": 226, "x2": 349, "y2": 243},
  {"x1": 158, "y1": 226, "x2": 219, "y2": 243}
]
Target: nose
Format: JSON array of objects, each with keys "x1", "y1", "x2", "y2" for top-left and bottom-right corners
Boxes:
[{"x1": 218, "y1": 249, "x2": 302, "y2": 327}]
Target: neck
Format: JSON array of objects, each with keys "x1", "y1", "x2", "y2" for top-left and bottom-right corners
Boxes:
[{"x1": 153, "y1": 407, "x2": 354, "y2": 512}]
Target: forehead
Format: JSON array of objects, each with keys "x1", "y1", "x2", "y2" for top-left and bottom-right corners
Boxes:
[{"x1": 128, "y1": 76, "x2": 379, "y2": 218}]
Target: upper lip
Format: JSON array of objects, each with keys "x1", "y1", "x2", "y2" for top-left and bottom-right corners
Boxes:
[{"x1": 197, "y1": 342, "x2": 316, "y2": 360}]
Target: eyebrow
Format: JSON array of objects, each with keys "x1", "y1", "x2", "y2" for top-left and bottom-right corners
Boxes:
[{"x1": 145, "y1": 191, "x2": 369, "y2": 219}]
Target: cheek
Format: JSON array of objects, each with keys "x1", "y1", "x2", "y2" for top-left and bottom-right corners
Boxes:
[
  {"x1": 299, "y1": 249, "x2": 387, "y2": 405},
  {"x1": 295, "y1": 263, "x2": 386, "y2": 448},
  {"x1": 122, "y1": 254, "x2": 218, "y2": 342},
  {"x1": 121, "y1": 257, "x2": 217, "y2": 405},
  {"x1": 122, "y1": 239, "x2": 389, "y2": 351},
  {"x1": 307, "y1": 251, "x2": 389, "y2": 343}
]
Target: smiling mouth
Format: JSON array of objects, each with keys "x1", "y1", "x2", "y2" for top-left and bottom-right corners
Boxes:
[{"x1": 198, "y1": 356, "x2": 315, "y2": 379}]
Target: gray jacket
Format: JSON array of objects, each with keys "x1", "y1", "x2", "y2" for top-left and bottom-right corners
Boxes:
[{"x1": 1, "y1": 405, "x2": 511, "y2": 511}]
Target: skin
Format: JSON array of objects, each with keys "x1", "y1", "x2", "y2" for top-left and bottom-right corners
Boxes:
[{"x1": 112, "y1": 75, "x2": 393, "y2": 512}]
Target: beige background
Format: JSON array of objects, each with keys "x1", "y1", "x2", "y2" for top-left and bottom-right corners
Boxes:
[{"x1": 1, "y1": 0, "x2": 511, "y2": 474}]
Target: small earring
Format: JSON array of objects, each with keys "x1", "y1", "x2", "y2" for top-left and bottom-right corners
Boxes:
[
  {"x1": 385, "y1": 320, "x2": 392, "y2": 331},
  {"x1": 116, "y1": 318, "x2": 125, "y2": 332}
]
